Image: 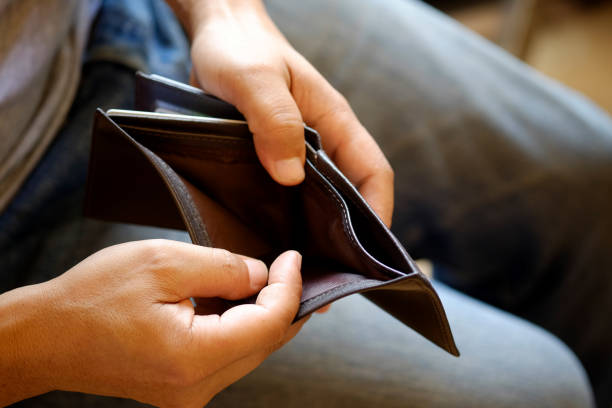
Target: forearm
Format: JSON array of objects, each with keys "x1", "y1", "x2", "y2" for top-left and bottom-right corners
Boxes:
[{"x1": 0, "y1": 284, "x2": 54, "y2": 406}]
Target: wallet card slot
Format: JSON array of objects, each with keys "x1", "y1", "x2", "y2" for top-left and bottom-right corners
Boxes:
[
  {"x1": 300, "y1": 161, "x2": 396, "y2": 281},
  {"x1": 313, "y1": 151, "x2": 416, "y2": 276}
]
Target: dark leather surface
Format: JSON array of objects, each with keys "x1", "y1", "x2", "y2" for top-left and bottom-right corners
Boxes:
[{"x1": 84, "y1": 73, "x2": 459, "y2": 356}]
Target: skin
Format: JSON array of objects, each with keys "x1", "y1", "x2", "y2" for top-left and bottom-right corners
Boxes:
[
  {"x1": 0, "y1": 242, "x2": 306, "y2": 407},
  {"x1": 179, "y1": 0, "x2": 394, "y2": 225},
  {"x1": 0, "y1": 0, "x2": 393, "y2": 406}
]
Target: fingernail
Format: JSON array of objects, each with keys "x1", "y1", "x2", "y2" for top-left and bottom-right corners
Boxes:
[
  {"x1": 291, "y1": 251, "x2": 302, "y2": 269},
  {"x1": 274, "y1": 157, "x2": 305, "y2": 185},
  {"x1": 243, "y1": 258, "x2": 268, "y2": 289}
]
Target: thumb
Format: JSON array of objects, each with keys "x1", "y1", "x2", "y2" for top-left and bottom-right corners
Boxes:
[{"x1": 224, "y1": 71, "x2": 306, "y2": 186}]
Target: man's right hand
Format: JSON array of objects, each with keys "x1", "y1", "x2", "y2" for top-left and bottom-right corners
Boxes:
[{"x1": 0, "y1": 240, "x2": 304, "y2": 408}]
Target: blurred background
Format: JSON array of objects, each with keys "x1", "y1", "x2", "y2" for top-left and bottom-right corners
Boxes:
[{"x1": 425, "y1": 0, "x2": 612, "y2": 113}]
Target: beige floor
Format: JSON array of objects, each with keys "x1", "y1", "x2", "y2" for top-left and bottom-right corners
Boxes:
[{"x1": 452, "y1": 0, "x2": 612, "y2": 113}]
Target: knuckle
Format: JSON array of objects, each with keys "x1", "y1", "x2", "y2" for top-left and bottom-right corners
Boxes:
[
  {"x1": 330, "y1": 90, "x2": 352, "y2": 112},
  {"x1": 139, "y1": 239, "x2": 175, "y2": 273},
  {"x1": 210, "y1": 248, "x2": 249, "y2": 294},
  {"x1": 259, "y1": 106, "x2": 303, "y2": 137},
  {"x1": 223, "y1": 62, "x2": 277, "y2": 93},
  {"x1": 311, "y1": 92, "x2": 354, "y2": 128},
  {"x1": 242, "y1": 62, "x2": 278, "y2": 78},
  {"x1": 218, "y1": 59, "x2": 273, "y2": 74},
  {"x1": 382, "y1": 164, "x2": 395, "y2": 183},
  {"x1": 211, "y1": 248, "x2": 240, "y2": 273},
  {"x1": 321, "y1": 87, "x2": 352, "y2": 117},
  {"x1": 268, "y1": 107, "x2": 302, "y2": 126}
]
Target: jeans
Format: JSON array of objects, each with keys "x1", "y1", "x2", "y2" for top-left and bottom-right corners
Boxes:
[
  {"x1": 266, "y1": 1, "x2": 612, "y2": 405},
  {"x1": 3, "y1": 0, "x2": 609, "y2": 406}
]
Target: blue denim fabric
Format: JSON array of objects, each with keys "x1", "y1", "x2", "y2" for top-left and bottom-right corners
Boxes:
[
  {"x1": 265, "y1": 1, "x2": 612, "y2": 405},
  {"x1": 0, "y1": 0, "x2": 603, "y2": 406},
  {"x1": 0, "y1": 0, "x2": 190, "y2": 293},
  {"x1": 87, "y1": 0, "x2": 190, "y2": 81}
]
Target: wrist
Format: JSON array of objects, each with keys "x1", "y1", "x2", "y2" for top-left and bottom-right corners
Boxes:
[
  {"x1": 165, "y1": 0, "x2": 266, "y2": 38},
  {"x1": 0, "y1": 282, "x2": 59, "y2": 405}
]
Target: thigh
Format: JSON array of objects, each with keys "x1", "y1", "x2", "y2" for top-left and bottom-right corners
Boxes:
[
  {"x1": 16, "y1": 278, "x2": 594, "y2": 408},
  {"x1": 208, "y1": 282, "x2": 593, "y2": 408},
  {"x1": 265, "y1": 0, "x2": 612, "y2": 308},
  {"x1": 264, "y1": 0, "x2": 612, "y2": 403}
]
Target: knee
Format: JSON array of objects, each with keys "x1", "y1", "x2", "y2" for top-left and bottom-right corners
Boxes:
[{"x1": 434, "y1": 283, "x2": 595, "y2": 407}]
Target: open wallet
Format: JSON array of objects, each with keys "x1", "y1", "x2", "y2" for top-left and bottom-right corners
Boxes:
[{"x1": 84, "y1": 72, "x2": 459, "y2": 356}]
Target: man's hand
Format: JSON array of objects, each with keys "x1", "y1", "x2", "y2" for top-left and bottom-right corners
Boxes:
[
  {"x1": 0, "y1": 240, "x2": 304, "y2": 407},
  {"x1": 169, "y1": 0, "x2": 394, "y2": 226}
]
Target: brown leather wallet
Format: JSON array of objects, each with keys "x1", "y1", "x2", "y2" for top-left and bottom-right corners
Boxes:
[{"x1": 84, "y1": 72, "x2": 459, "y2": 356}]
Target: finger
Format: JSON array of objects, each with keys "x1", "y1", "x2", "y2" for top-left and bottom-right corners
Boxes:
[
  {"x1": 190, "y1": 250, "x2": 302, "y2": 364},
  {"x1": 137, "y1": 240, "x2": 268, "y2": 300},
  {"x1": 289, "y1": 56, "x2": 394, "y2": 226},
  {"x1": 317, "y1": 106, "x2": 394, "y2": 226},
  {"x1": 189, "y1": 69, "x2": 203, "y2": 89},
  {"x1": 315, "y1": 304, "x2": 331, "y2": 314},
  {"x1": 222, "y1": 70, "x2": 306, "y2": 186}
]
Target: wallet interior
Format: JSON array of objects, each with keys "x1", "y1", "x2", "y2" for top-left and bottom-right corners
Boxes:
[
  {"x1": 84, "y1": 72, "x2": 459, "y2": 355},
  {"x1": 104, "y1": 111, "x2": 414, "y2": 305}
]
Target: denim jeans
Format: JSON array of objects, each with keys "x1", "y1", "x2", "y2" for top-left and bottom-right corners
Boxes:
[
  {"x1": 3, "y1": 0, "x2": 610, "y2": 406},
  {"x1": 268, "y1": 1, "x2": 612, "y2": 406}
]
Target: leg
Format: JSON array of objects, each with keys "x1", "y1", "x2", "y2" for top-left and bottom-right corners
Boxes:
[
  {"x1": 2, "y1": 1, "x2": 599, "y2": 407},
  {"x1": 208, "y1": 283, "x2": 593, "y2": 408},
  {"x1": 13, "y1": 219, "x2": 594, "y2": 408},
  {"x1": 264, "y1": 0, "x2": 612, "y2": 405}
]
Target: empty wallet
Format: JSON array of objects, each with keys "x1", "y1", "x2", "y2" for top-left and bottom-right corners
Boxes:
[{"x1": 84, "y1": 72, "x2": 459, "y2": 356}]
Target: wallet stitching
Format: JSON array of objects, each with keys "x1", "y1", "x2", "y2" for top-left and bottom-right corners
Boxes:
[
  {"x1": 318, "y1": 163, "x2": 383, "y2": 233},
  {"x1": 301, "y1": 279, "x2": 370, "y2": 307},
  {"x1": 311, "y1": 163, "x2": 398, "y2": 279},
  {"x1": 148, "y1": 151, "x2": 211, "y2": 246},
  {"x1": 314, "y1": 159, "x2": 454, "y2": 351},
  {"x1": 317, "y1": 161, "x2": 410, "y2": 275},
  {"x1": 120, "y1": 126, "x2": 251, "y2": 145},
  {"x1": 306, "y1": 166, "x2": 369, "y2": 269},
  {"x1": 122, "y1": 129, "x2": 212, "y2": 246},
  {"x1": 154, "y1": 149, "x2": 254, "y2": 163},
  {"x1": 119, "y1": 127, "x2": 255, "y2": 161}
]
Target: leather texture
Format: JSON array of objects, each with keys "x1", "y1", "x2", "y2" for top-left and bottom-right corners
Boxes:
[{"x1": 84, "y1": 73, "x2": 459, "y2": 356}]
